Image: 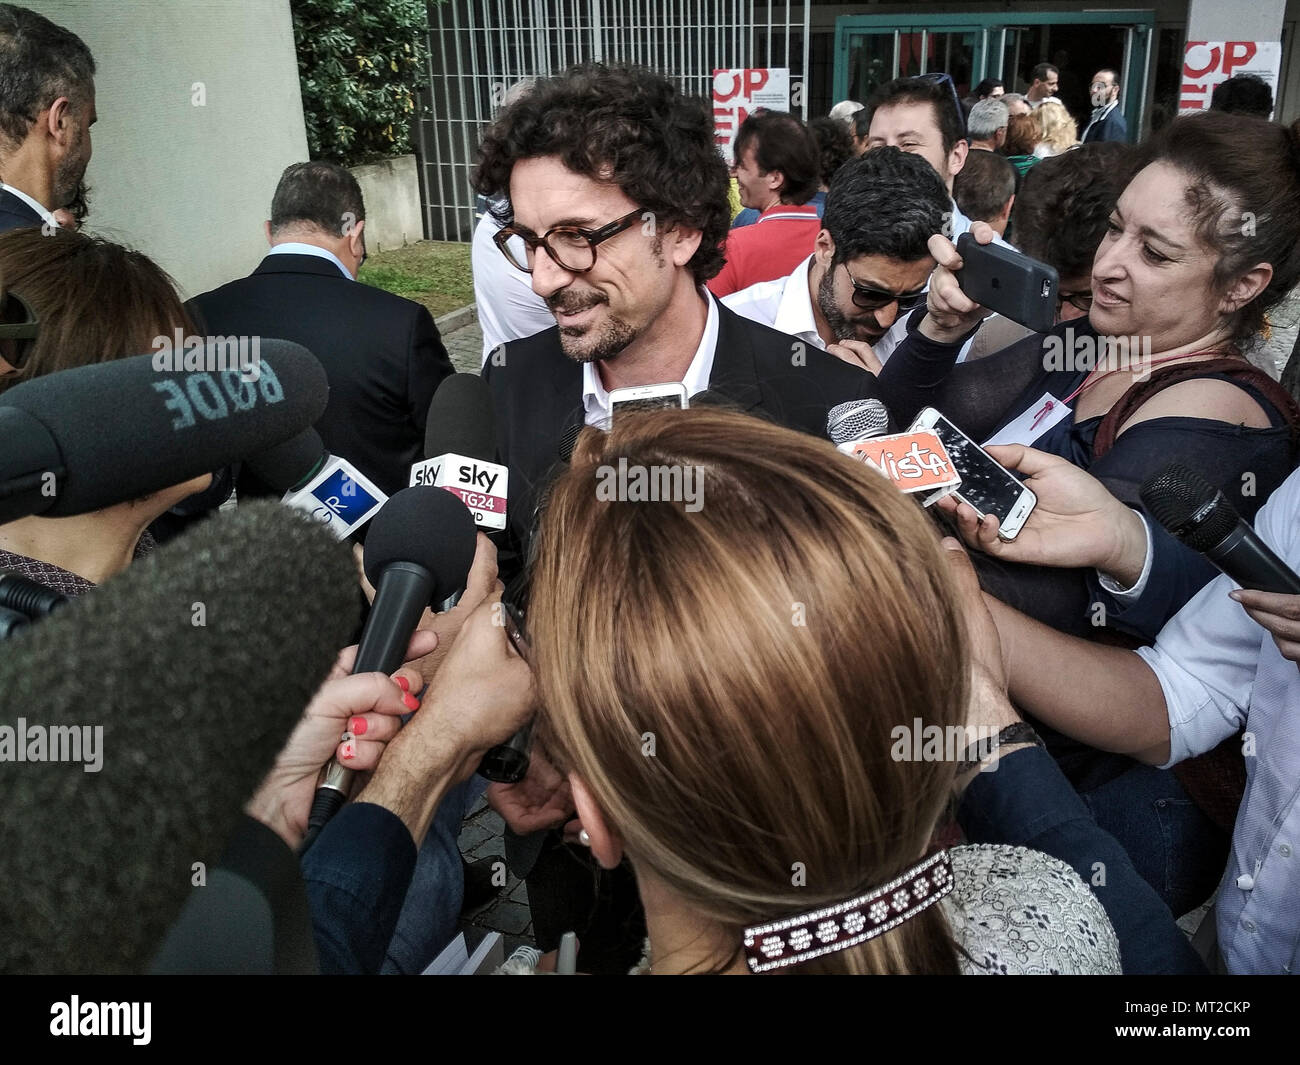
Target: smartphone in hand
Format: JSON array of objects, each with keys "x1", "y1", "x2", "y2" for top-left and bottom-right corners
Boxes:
[{"x1": 955, "y1": 233, "x2": 1058, "y2": 334}]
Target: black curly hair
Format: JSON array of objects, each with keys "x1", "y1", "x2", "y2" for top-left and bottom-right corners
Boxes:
[
  {"x1": 1010, "y1": 142, "x2": 1137, "y2": 281},
  {"x1": 472, "y1": 63, "x2": 730, "y2": 284},
  {"x1": 810, "y1": 115, "x2": 855, "y2": 190}
]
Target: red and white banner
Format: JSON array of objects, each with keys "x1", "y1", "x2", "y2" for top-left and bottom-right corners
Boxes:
[
  {"x1": 1179, "y1": 40, "x2": 1280, "y2": 114},
  {"x1": 713, "y1": 68, "x2": 789, "y2": 163}
]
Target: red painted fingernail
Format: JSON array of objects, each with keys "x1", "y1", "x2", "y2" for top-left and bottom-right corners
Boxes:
[
  {"x1": 395, "y1": 675, "x2": 410, "y2": 692},
  {"x1": 403, "y1": 692, "x2": 419, "y2": 710},
  {"x1": 349, "y1": 716, "x2": 368, "y2": 736}
]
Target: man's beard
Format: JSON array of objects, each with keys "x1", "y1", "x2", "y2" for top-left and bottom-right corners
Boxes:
[
  {"x1": 817, "y1": 266, "x2": 882, "y2": 343},
  {"x1": 548, "y1": 288, "x2": 638, "y2": 363},
  {"x1": 52, "y1": 127, "x2": 89, "y2": 209}
]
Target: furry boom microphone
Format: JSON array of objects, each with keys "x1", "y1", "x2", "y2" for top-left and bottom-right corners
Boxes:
[{"x1": 0, "y1": 501, "x2": 361, "y2": 974}]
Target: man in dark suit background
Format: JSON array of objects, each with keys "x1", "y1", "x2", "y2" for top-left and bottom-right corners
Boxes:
[
  {"x1": 472, "y1": 63, "x2": 877, "y2": 972},
  {"x1": 189, "y1": 161, "x2": 453, "y2": 500},
  {"x1": 0, "y1": 4, "x2": 96, "y2": 234},
  {"x1": 1082, "y1": 69, "x2": 1128, "y2": 144}
]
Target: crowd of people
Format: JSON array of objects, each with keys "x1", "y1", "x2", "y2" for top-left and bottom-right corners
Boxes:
[{"x1": 3, "y1": 1, "x2": 1300, "y2": 977}]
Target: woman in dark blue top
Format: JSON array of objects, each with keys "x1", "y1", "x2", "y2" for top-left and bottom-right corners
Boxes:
[{"x1": 878, "y1": 111, "x2": 1300, "y2": 643}]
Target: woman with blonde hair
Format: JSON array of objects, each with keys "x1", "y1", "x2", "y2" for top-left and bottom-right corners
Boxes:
[
  {"x1": 507, "y1": 406, "x2": 1120, "y2": 974},
  {"x1": 1033, "y1": 99, "x2": 1078, "y2": 157}
]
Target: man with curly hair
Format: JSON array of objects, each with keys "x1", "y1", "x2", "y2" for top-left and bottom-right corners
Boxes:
[
  {"x1": 474, "y1": 64, "x2": 878, "y2": 573},
  {"x1": 473, "y1": 63, "x2": 878, "y2": 972}
]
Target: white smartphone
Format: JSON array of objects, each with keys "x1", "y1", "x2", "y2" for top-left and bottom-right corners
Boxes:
[
  {"x1": 911, "y1": 407, "x2": 1037, "y2": 541},
  {"x1": 609, "y1": 382, "x2": 689, "y2": 421}
]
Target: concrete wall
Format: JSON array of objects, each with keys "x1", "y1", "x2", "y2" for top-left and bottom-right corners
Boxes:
[
  {"x1": 349, "y1": 154, "x2": 421, "y2": 251},
  {"x1": 26, "y1": 0, "x2": 309, "y2": 298}
]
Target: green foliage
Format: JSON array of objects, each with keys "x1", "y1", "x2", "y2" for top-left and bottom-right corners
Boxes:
[
  {"x1": 292, "y1": 0, "x2": 430, "y2": 166},
  {"x1": 358, "y1": 241, "x2": 474, "y2": 318}
]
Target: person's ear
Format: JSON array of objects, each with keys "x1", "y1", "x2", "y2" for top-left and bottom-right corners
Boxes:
[
  {"x1": 948, "y1": 138, "x2": 969, "y2": 182},
  {"x1": 45, "y1": 97, "x2": 72, "y2": 143},
  {"x1": 347, "y1": 218, "x2": 366, "y2": 259},
  {"x1": 1000, "y1": 194, "x2": 1015, "y2": 227},
  {"x1": 666, "y1": 222, "x2": 702, "y2": 268},
  {"x1": 264, "y1": 220, "x2": 273, "y2": 246},
  {"x1": 814, "y1": 228, "x2": 836, "y2": 267},
  {"x1": 1220, "y1": 262, "x2": 1273, "y2": 314},
  {"x1": 569, "y1": 773, "x2": 623, "y2": 869},
  {"x1": 765, "y1": 168, "x2": 785, "y2": 196}
]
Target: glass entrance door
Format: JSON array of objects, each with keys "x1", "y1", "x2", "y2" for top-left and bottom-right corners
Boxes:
[
  {"x1": 840, "y1": 23, "x2": 986, "y2": 104},
  {"x1": 835, "y1": 10, "x2": 1155, "y2": 141}
]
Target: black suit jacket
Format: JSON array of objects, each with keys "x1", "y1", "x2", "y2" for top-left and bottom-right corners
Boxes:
[
  {"x1": 483, "y1": 295, "x2": 878, "y2": 580},
  {"x1": 0, "y1": 187, "x2": 45, "y2": 234},
  {"x1": 1083, "y1": 107, "x2": 1128, "y2": 144},
  {"x1": 188, "y1": 254, "x2": 453, "y2": 498}
]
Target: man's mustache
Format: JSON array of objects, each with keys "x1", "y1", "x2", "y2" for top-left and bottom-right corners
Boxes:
[{"x1": 547, "y1": 289, "x2": 607, "y2": 314}]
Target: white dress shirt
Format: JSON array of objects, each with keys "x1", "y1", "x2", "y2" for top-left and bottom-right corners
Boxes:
[
  {"x1": 266, "y1": 241, "x2": 354, "y2": 280},
  {"x1": 581, "y1": 291, "x2": 718, "y2": 427},
  {"x1": 1134, "y1": 466, "x2": 1300, "y2": 973},
  {"x1": 721, "y1": 255, "x2": 824, "y2": 350}
]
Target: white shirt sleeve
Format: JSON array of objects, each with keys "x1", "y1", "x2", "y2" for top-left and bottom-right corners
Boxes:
[
  {"x1": 1096, "y1": 512, "x2": 1154, "y2": 601},
  {"x1": 1135, "y1": 471, "x2": 1300, "y2": 766}
]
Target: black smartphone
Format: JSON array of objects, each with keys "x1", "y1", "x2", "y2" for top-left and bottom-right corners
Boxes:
[{"x1": 955, "y1": 233, "x2": 1058, "y2": 334}]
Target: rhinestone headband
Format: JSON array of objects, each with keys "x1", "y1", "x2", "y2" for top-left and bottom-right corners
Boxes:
[{"x1": 742, "y1": 850, "x2": 954, "y2": 973}]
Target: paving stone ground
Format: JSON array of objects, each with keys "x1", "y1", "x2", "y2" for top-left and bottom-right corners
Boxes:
[{"x1": 442, "y1": 319, "x2": 483, "y2": 374}]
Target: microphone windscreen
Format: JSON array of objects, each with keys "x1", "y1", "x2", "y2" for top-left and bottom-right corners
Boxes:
[
  {"x1": 361, "y1": 485, "x2": 478, "y2": 601},
  {"x1": 244, "y1": 426, "x2": 327, "y2": 492},
  {"x1": 1140, "y1": 463, "x2": 1239, "y2": 553},
  {"x1": 0, "y1": 501, "x2": 361, "y2": 974},
  {"x1": 827, "y1": 397, "x2": 890, "y2": 445},
  {"x1": 0, "y1": 340, "x2": 328, "y2": 517},
  {"x1": 423, "y1": 373, "x2": 497, "y2": 462}
]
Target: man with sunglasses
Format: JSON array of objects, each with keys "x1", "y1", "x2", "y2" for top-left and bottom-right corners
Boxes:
[
  {"x1": 0, "y1": 6, "x2": 95, "y2": 234},
  {"x1": 472, "y1": 63, "x2": 879, "y2": 974},
  {"x1": 724, "y1": 148, "x2": 949, "y2": 372}
]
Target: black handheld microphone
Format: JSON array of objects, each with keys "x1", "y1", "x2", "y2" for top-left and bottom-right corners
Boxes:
[
  {"x1": 0, "y1": 340, "x2": 328, "y2": 522},
  {"x1": 1140, "y1": 463, "x2": 1300, "y2": 595},
  {"x1": 302, "y1": 485, "x2": 478, "y2": 848}
]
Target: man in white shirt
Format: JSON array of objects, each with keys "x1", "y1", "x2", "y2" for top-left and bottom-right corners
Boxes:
[
  {"x1": 472, "y1": 206, "x2": 554, "y2": 365},
  {"x1": 0, "y1": 5, "x2": 95, "y2": 233},
  {"x1": 1026, "y1": 62, "x2": 1061, "y2": 109},
  {"x1": 723, "y1": 147, "x2": 949, "y2": 373}
]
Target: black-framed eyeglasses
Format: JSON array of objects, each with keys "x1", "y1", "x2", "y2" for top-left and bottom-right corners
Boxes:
[
  {"x1": 1057, "y1": 289, "x2": 1094, "y2": 314},
  {"x1": 494, "y1": 208, "x2": 645, "y2": 274},
  {"x1": 917, "y1": 71, "x2": 967, "y2": 139},
  {"x1": 0, "y1": 290, "x2": 38, "y2": 369},
  {"x1": 842, "y1": 263, "x2": 928, "y2": 312}
]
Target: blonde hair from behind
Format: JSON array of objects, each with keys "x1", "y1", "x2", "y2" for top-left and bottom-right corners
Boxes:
[
  {"x1": 529, "y1": 407, "x2": 972, "y2": 974},
  {"x1": 1035, "y1": 100, "x2": 1078, "y2": 155}
]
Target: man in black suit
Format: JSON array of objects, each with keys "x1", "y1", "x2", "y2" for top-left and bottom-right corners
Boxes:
[
  {"x1": 0, "y1": 5, "x2": 96, "y2": 234},
  {"x1": 475, "y1": 65, "x2": 878, "y2": 578},
  {"x1": 472, "y1": 63, "x2": 878, "y2": 973},
  {"x1": 1082, "y1": 69, "x2": 1128, "y2": 144},
  {"x1": 189, "y1": 162, "x2": 453, "y2": 500}
]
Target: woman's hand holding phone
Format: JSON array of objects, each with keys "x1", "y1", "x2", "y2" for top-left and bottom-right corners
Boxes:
[{"x1": 919, "y1": 221, "x2": 996, "y2": 345}]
